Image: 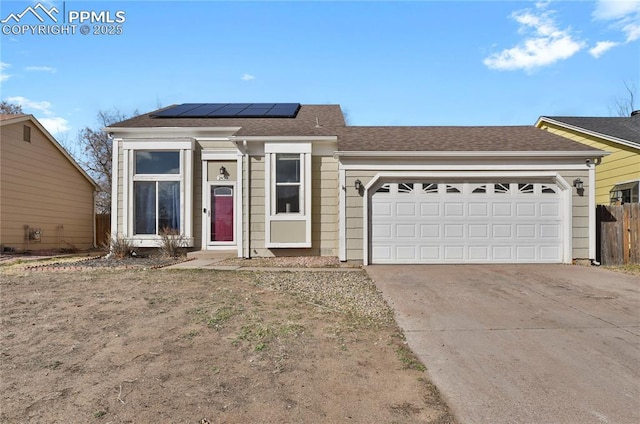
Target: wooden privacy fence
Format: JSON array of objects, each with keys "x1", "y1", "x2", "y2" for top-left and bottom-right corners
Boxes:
[
  {"x1": 596, "y1": 204, "x2": 640, "y2": 265},
  {"x1": 96, "y1": 214, "x2": 111, "y2": 247}
]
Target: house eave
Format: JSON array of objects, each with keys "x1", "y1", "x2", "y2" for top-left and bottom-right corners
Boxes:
[
  {"x1": 536, "y1": 117, "x2": 640, "y2": 150},
  {"x1": 105, "y1": 126, "x2": 242, "y2": 138},
  {"x1": 334, "y1": 150, "x2": 609, "y2": 159}
]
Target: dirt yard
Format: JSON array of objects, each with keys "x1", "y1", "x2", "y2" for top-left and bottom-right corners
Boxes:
[{"x1": 0, "y1": 262, "x2": 455, "y2": 423}]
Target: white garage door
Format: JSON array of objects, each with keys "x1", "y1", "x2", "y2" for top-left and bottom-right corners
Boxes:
[{"x1": 371, "y1": 182, "x2": 564, "y2": 264}]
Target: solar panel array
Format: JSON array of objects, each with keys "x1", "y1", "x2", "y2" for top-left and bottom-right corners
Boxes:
[{"x1": 151, "y1": 103, "x2": 301, "y2": 118}]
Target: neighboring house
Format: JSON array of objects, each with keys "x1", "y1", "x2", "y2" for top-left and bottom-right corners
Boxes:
[
  {"x1": 107, "y1": 103, "x2": 607, "y2": 265},
  {"x1": 0, "y1": 114, "x2": 97, "y2": 251},
  {"x1": 536, "y1": 112, "x2": 640, "y2": 205}
]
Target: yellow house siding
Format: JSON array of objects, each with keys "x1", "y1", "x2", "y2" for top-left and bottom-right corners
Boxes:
[
  {"x1": 1, "y1": 120, "x2": 95, "y2": 251},
  {"x1": 540, "y1": 123, "x2": 640, "y2": 204}
]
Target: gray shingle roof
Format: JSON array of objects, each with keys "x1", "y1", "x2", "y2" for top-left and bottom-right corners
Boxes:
[
  {"x1": 540, "y1": 115, "x2": 640, "y2": 148},
  {"x1": 110, "y1": 104, "x2": 345, "y2": 137},
  {"x1": 337, "y1": 126, "x2": 601, "y2": 152}
]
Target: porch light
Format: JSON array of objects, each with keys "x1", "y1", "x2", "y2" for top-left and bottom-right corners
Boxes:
[
  {"x1": 573, "y1": 178, "x2": 583, "y2": 190},
  {"x1": 219, "y1": 166, "x2": 226, "y2": 176},
  {"x1": 354, "y1": 179, "x2": 362, "y2": 191}
]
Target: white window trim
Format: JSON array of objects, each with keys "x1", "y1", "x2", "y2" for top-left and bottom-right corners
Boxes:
[
  {"x1": 122, "y1": 142, "x2": 194, "y2": 247},
  {"x1": 264, "y1": 142, "x2": 312, "y2": 248}
]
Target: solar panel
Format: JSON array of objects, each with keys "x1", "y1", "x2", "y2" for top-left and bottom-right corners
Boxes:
[{"x1": 150, "y1": 103, "x2": 301, "y2": 118}]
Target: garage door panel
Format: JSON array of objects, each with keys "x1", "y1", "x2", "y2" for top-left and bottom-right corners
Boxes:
[
  {"x1": 445, "y1": 224, "x2": 464, "y2": 238},
  {"x1": 540, "y1": 202, "x2": 560, "y2": 217},
  {"x1": 469, "y1": 224, "x2": 489, "y2": 239},
  {"x1": 468, "y1": 246, "x2": 489, "y2": 260},
  {"x1": 540, "y1": 224, "x2": 560, "y2": 239},
  {"x1": 540, "y1": 246, "x2": 561, "y2": 260},
  {"x1": 493, "y1": 246, "x2": 514, "y2": 260},
  {"x1": 493, "y1": 203, "x2": 512, "y2": 216},
  {"x1": 372, "y1": 202, "x2": 392, "y2": 217},
  {"x1": 493, "y1": 224, "x2": 512, "y2": 238},
  {"x1": 396, "y1": 246, "x2": 417, "y2": 260},
  {"x1": 516, "y1": 224, "x2": 536, "y2": 238},
  {"x1": 420, "y1": 246, "x2": 440, "y2": 260},
  {"x1": 516, "y1": 245, "x2": 537, "y2": 260},
  {"x1": 468, "y1": 203, "x2": 488, "y2": 216},
  {"x1": 516, "y1": 203, "x2": 536, "y2": 216},
  {"x1": 397, "y1": 224, "x2": 417, "y2": 238},
  {"x1": 396, "y1": 203, "x2": 416, "y2": 216},
  {"x1": 444, "y1": 246, "x2": 464, "y2": 260},
  {"x1": 371, "y1": 182, "x2": 564, "y2": 264},
  {"x1": 372, "y1": 224, "x2": 392, "y2": 238},
  {"x1": 421, "y1": 224, "x2": 440, "y2": 238},
  {"x1": 421, "y1": 203, "x2": 440, "y2": 216},
  {"x1": 444, "y1": 203, "x2": 464, "y2": 216}
]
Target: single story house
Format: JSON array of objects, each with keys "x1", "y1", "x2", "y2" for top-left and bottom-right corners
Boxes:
[
  {"x1": 0, "y1": 114, "x2": 97, "y2": 251},
  {"x1": 107, "y1": 103, "x2": 607, "y2": 265},
  {"x1": 536, "y1": 112, "x2": 639, "y2": 205}
]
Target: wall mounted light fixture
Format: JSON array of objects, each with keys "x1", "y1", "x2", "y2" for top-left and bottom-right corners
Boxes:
[
  {"x1": 219, "y1": 166, "x2": 226, "y2": 176},
  {"x1": 354, "y1": 179, "x2": 362, "y2": 191},
  {"x1": 573, "y1": 178, "x2": 583, "y2": 190}
]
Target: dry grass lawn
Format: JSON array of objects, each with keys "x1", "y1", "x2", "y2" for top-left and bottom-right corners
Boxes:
[{"x1": 0, "y1": 262, "x2": 455, "y2": 423}]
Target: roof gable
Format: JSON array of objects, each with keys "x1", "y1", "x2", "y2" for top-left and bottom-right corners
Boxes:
[
  {"x1": 0, "y1": 114, "x2": 98, "y2": 189},
  {"x1": 537, "y1": 115, "x2": 640, "y2": 149}
]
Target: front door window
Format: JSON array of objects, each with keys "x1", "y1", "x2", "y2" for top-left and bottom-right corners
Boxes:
[{"x1": 211, "y1": 186, "x2": 233, "y2": 242}]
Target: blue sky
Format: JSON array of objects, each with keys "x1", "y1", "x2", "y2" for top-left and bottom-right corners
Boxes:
[{"x1": 1, "y1": 0, "x2": 638, "y2": 149}]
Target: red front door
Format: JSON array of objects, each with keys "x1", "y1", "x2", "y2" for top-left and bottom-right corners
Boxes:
[{"x1": 211, "y1": 186, "x2": 233, "y2": 242}]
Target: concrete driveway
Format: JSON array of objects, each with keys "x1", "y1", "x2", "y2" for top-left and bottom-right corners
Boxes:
[{"x1": 366, "y1": 264, "x2": 640, "y2": 424}]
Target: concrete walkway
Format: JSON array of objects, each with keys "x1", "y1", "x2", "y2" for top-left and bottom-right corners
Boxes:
[
  {"x1": 366, "y1": 264, "x2": 640, "y2": 424},
  {"x1": 164, "y1": 253, "x2": 362, "y2": 272}
]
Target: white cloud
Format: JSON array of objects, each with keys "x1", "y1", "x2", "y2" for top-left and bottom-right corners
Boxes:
[
  {"x1": 241, "y1": 73, "x2": 255, "y2": 81},
  {"x1": 589, "y1": 40, "x2": 620, "y2": 57},
  {"x1": 484, "y1": 4, "x2": 585, "y2": 71},
  {"x1": 592, "y1": 0, "x2": 640, "y2": 20},
  {"x1": 39, "y1": 117, "x2": 71, "y2": 135},
  {"x1": 25, "y1": 66, "x2": 56, "y2": 73},
  {"x1": 0, "y1": 62, "x2": 11, "y2": 82},
  {"x1": 6, "y1": 96, "x2": 70, "y2": 135},
  {"x1": 7, "y1": 96, "x2": 53, "y2": 115},
  {"x1": 593, "y1": 0, "x2": 640, "y2": 42}
]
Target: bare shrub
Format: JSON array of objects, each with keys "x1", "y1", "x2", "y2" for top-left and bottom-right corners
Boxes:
[
  {"x1": 158, "y1": 228, "x2": 187, "y2": 258},
  {"x1": 106, "y1": 234, "x2": 134, "y2": 259}
]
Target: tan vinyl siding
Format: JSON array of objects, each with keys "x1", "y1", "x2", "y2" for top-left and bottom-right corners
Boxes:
[
  {"x1": 344, "y1": 171, "x2": 376, "y2": 261},
  {"x1": 0, "y1": 120, "x2": 95, "y2": 251},
  {"x1": 558, "y1": 170, "x2": 590, "y2": 259},
  {"x1": 344, "y1": 169, "x2": 591, "y2": 262},
  {"x1": 540, "y1": 124, "x2": 640, "y2": 204},
  {"x1": 250, "y1": 155, "x2": 339, "y2": 257}
]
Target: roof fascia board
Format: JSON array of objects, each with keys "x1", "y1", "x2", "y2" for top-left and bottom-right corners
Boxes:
[
  {"x1": 7, "y1": 114, "x2": 98, "y2": 189},
  {"x1": 536, "y1": 116, "x2": 640, "y2": 150},
  {"x1": 239, "y1": 136, "x2": 338, "y2": 142},
  {"x1": 334, "y1": 150, "x2": 609, "y2": 159},
  {"x1": 105, "y1": 126, "x2": 242, "y2": 138}
]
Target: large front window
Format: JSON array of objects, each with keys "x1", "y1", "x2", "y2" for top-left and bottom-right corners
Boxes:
[{"x1": 133, "y1": 151, "x2": 181, "y2": 235}]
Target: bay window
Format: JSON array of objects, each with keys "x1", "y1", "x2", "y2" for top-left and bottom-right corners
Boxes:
[
  {"x1": 122, "y1": 141, "x2": 194, "y2": 247},
  {"x1": 265, "y1": 143, "x2": 312, "y2": 248}
]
